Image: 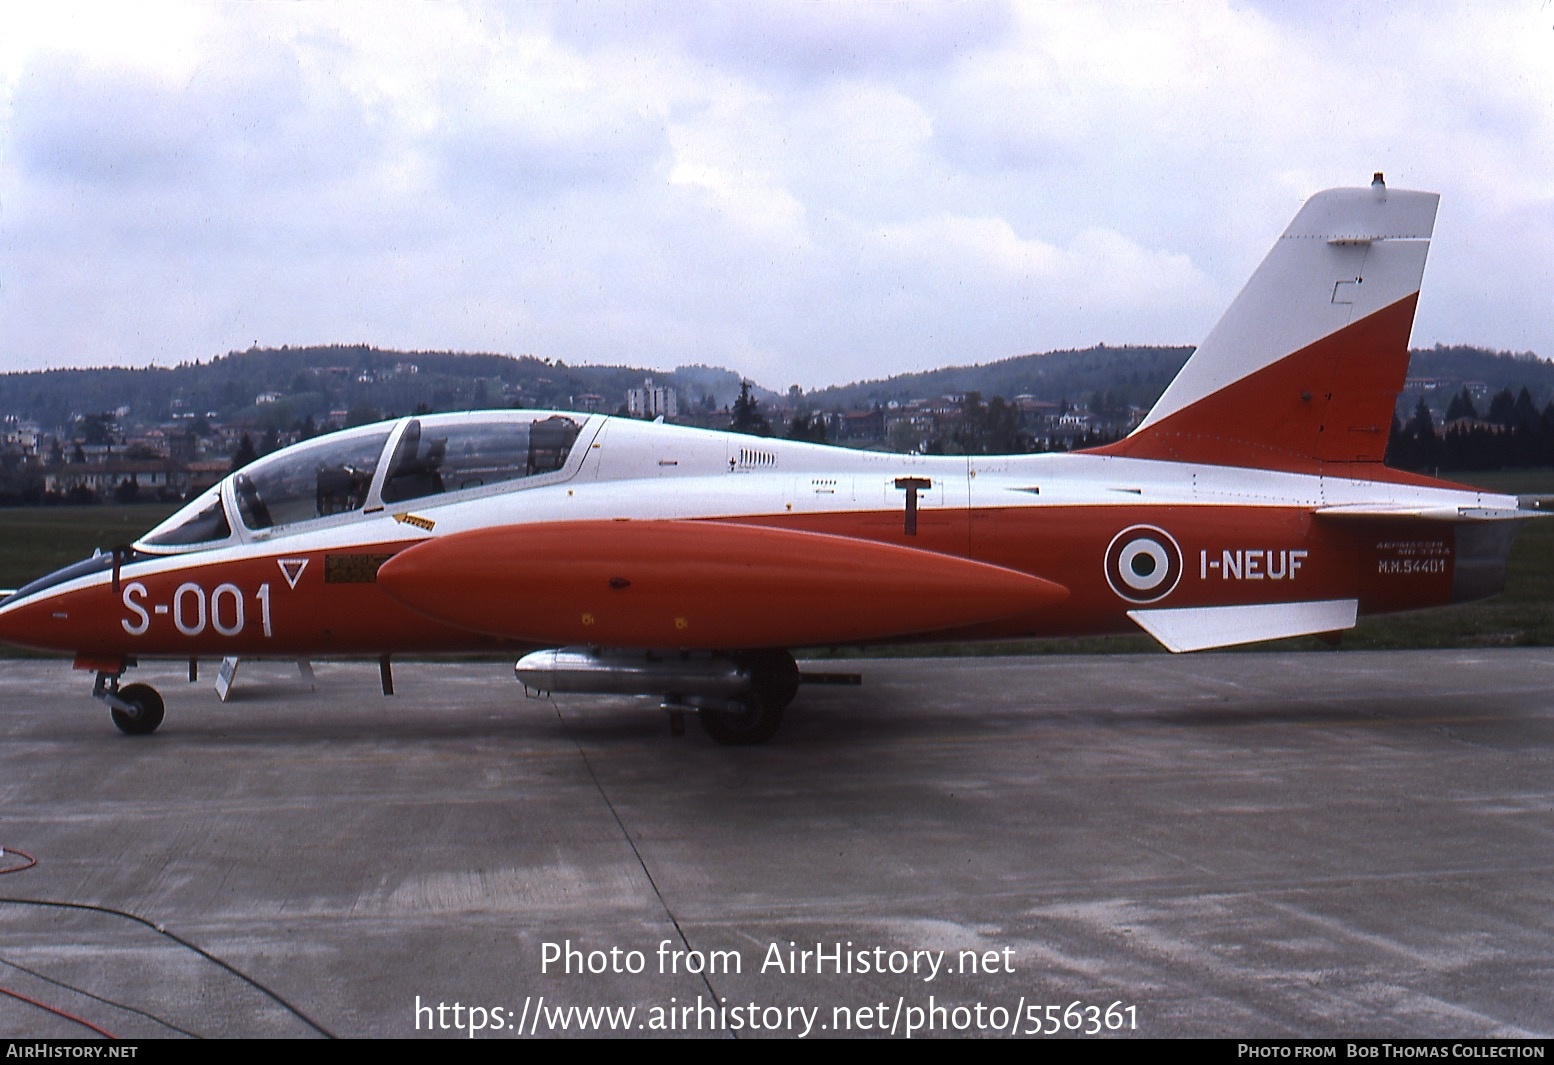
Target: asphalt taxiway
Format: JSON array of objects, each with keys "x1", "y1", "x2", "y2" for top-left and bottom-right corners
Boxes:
[{"x1": 0, "y1": 650, "x2": 1551, "y2": 1039}]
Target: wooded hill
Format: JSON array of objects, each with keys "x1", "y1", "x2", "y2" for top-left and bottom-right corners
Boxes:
[
  {"x1": 0, "y1": 347, "x2": 748, "y2": 433},
  {"x1": 1, "y1": 342, "x2": 1550, "y2": 434}
]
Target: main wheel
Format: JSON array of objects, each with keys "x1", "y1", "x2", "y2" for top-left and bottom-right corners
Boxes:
[
  {"x1": 111, "y1": 683, "x2": 165, "y2": 736},
  {"x1": 699, "y1": 697, "x2": 784, "y2": 746},
  {"x1": 697, "y1": 650, "x2": 799, "y2": 745},
  {"x1": 746, "y1": 649, "x2": 800, "y2": 710}
]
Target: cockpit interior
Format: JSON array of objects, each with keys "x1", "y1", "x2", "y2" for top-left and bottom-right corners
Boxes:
[{"x1": 139, "y1": 412, "x2": 584, "y2": 554}]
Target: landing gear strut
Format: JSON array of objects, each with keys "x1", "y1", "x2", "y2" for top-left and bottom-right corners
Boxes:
[{"x1": 93, "y1": 671, "x2": 165, "y2": 736}]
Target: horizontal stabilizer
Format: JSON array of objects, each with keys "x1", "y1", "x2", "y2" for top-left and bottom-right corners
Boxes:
[
  {"x1": 1315, "y1": 504, "x2": 1535, "y2": 522},
  {"x1": 1128, "y1": 599, "x2": 1358, "y2": 653}
]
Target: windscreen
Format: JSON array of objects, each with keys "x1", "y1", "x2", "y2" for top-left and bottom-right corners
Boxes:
[
  {"x1": 140, "y1": 488, "x2": 232, "y2": 548},
  {"x1": 235, "y1": 428, "x2": 393, "y2": 530}
]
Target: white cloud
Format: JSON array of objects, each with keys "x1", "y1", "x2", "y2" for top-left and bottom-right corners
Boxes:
[
  {"x1": 1, "y1": 0, "x2": 1551, "y2": 386},
  {"x1": 542, "y1": 0, "x2": 1014, "y2": 81}
]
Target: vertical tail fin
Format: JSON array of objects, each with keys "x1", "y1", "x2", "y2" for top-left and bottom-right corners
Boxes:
[{"x1": 1094, "y1": 176, "x2": 1439, "y2": 474}]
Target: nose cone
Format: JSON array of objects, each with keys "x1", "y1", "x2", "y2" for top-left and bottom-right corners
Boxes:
[
  {"x1": 0, "y1": 553, "x2": 118, "y2": 652},
  {"x1": 0, "y1": 593, "x2": 57, "y2": 652}
]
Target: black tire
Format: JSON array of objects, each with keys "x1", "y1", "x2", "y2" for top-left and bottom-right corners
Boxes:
[
  {"x1": 698, "y1": 651, "x2": 798, "y2": 745},
  {"x1": 111, "y1": 683, "x2": 165, "y2": 736},
  {"x1": 745, "y1": 649, "x2": 800, "y2": 710},
  {"x1": 699, "y1": 697, "x2": 784, "y2": 746}
]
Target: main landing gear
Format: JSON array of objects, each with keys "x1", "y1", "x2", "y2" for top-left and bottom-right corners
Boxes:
[
  {"x1": 92, "y1": 670, "x2": 165, "y2": 736},
  {"x1": 695, "y1": 650, "x2": 801, "y2": 746},
  {"x1": 515, "y1": 647, "x2": 818, "y2": 745}
]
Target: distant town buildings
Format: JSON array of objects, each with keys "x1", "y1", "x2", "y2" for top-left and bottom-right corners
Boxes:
[
  {"x1": 0, "y1": 344, "x2": 1550, "y2": 505},
  {"x1": 627, "y1": 378, "x2": 678, "y2": 420},
  {"x1": 43, "y1": 458, "x2": 187, "y2": 500}
]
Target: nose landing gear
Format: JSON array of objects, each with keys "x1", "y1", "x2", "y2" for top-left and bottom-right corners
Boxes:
[{"x1": 92, "y1": 670, "x2": 165, "y2": 735}]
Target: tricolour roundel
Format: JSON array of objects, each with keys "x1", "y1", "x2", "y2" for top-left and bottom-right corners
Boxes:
[{"x1": 1104, "y1": 525, "x2": 1183, "y2": 604}]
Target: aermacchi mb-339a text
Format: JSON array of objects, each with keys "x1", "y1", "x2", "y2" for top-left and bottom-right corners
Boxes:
[{"x1": 0, "y1": 175, "x2": 1535, "y2": 743}]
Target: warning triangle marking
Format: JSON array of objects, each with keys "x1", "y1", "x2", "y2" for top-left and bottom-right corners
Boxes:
[{"x1": 278, "y1": 558, "x2": 309, "y2": 590}]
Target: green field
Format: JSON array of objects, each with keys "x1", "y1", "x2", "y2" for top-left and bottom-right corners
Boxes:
[
  {"x1": 0, "y1": 503, "x2": 181, "y2": 593},
  {"x1": 1, "y1": 471, "x2": 1551, "y2": 657}
]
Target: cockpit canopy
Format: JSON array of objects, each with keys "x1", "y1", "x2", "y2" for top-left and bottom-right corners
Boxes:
[
  {"x1": 137, "y1": 412, "x2": 586, "y2": 554},
  {"x1": 234, "y1": 426, "x2": 393, "y2": 531},
  {"x1": 381, "y1": 413, "x2": 580, "y2": 505}
]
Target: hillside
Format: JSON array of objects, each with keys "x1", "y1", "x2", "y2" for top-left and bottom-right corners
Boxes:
[
  {"x1": 0, "y1": 346, "x2": 753, "y2": 432},
  {"x1": 804, "y1": 345, "x2": 1192, "y2": 412},
  {"x1": 0, "y1": 341, "x2": 1549, "y2": 433}
]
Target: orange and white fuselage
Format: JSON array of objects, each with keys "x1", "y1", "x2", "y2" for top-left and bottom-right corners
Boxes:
[
  {"x1": 0, "y1": 177, "x2": 1534, "y2": 739},
  {"x1": 0, "y1": 420, "x2": 1518, "y2": 660}
]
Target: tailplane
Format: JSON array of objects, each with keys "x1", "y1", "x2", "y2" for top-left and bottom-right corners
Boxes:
[{"x1": 1093, "y1": 175, "x2": 1438, "y2": 474}]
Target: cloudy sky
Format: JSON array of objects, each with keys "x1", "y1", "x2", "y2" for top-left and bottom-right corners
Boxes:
[{"x1": 2, "y1": 1, "x2": 1550, "y2": 389}]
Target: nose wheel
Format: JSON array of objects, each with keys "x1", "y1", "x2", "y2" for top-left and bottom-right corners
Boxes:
[
  {"x1": 111, "y1": 684, "x2": 166, "y2": 735},
  {"x1": 93, "y1": 671, "x2": 165, "y2": 735}
]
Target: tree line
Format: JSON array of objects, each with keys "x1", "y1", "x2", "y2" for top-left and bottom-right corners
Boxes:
[{"x1": 1386, "y1": 387, "x2": 1554, "y2": 471}]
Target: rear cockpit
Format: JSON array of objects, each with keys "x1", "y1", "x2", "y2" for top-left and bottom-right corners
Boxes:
[{"x1": 135, "y1": 411, "x2": 589, "y2": 556}]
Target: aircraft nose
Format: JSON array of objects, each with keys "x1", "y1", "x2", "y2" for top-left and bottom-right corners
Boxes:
[
  {"x1": 0, "y1": 596, "x2": 49, "y2": 651},
  {"x1": 0, "y1": 552, "x2": 115, "y2": 653}
]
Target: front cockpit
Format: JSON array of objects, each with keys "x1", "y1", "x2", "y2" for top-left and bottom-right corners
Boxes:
[
  {"x1": 0, "y1": 411, "x2": 591, "y2": 618},
  {"x1": 134, "y1": 411, "x2": 589, "y2": 557}
]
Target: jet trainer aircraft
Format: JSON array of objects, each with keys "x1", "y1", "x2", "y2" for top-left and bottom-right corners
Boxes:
[{"x1": 0, "y1": 176, "x2": 1535, "y2": 742}]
